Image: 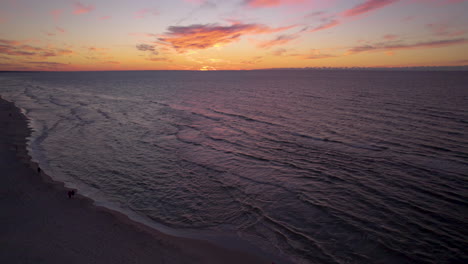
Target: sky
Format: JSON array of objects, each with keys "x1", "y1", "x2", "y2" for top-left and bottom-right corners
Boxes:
[{"x1": 0, "y1": 0, "x2": 467, "y2": 71}]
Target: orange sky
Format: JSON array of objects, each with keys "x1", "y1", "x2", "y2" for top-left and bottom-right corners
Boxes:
[{"x1": 0, "y1": 0, "x2": 467, "y2": 71}]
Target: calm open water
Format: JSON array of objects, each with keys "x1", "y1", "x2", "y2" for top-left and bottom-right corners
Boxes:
[{"x1": 1, "y1": 70, "x2": 467, "y2": 264}]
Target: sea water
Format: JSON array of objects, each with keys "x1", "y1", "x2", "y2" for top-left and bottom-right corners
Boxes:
[{"x1": 0, "y1": 70, "x2": 467, "y2": 264}]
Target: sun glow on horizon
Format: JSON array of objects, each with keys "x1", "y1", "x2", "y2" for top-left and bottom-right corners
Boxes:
[{"x1": 0, "y1": 0, "x2": 467, "y2": 71}]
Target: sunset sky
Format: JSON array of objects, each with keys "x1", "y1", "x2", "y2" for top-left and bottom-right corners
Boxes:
[{"x1": 0, "y1": 0, "x2": 467, "y2": 71}]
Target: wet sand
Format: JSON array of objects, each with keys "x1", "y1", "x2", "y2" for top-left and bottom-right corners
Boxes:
[{"x1": 0, "y1": 97, "x2": 269, "y2": 264}]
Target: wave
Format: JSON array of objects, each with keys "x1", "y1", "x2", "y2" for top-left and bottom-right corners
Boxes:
[{"x1": 1, "y1": 70, "x2": 467, "y2": 264}]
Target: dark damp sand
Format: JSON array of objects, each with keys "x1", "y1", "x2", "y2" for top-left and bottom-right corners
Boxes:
[{"x1": 0, "y1": 98, "x2": 270, "y2": 264}]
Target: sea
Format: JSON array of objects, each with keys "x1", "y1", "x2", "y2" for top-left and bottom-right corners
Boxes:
[{"x1": 0, "y1": 70, "x2": 467, "y2": 264}]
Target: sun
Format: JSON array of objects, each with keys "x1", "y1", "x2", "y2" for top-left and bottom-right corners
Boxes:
[{"x1": 199, "y1": 66, "x2": 217, "y2": 71}]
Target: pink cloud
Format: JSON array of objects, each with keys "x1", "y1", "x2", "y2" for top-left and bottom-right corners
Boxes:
[
  {"x1": 19, "y1": 45, "x2": 44, "y2": 52},
  {"x1": 309, "y1": 19, "x2": 340, "y2": 32},
  {"x1": 243, "y1": 0, "x2": 306, "y2": 8},
  {"x1": 99, "y1": 16, "x2": 111, "y2": 20},
  {"x1": 158, "y1": 23, "x2": 295, "y2": 52},
  {"x1": 426, "y1": 23, "x2": 467, "y2": 37},
  {"x1": 73, "y1": 2, "x2": 95, "y2": 15},
  {"x1": 0, "y1": 39, "x2": 22, "y2": 46},
  {"x1": 343, "y1": 0, "x2": 399, "y2": 17},
  {"x1": 43, "y1": 27, "x2": 65, "y2": 37},
  {"x1": 50, "y1": 9, "x2": 63, "y2": 21},
  {"x1": 383, "y1": 34, "x2": 398, "y2": 40}
]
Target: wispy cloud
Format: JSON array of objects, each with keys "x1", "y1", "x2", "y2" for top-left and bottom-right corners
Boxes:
[
  {"x1": 257, "y1": 34, "x2": 299, "y2": 48},
  {"x1": 73, "y1": 2, "x2": 95, "y2": 15},
  {"x1": 158, "y1": 23, "x2": 295, "y2": 52},
  {"x1": 305, "y1": 1, "x2": 400, "y2": 34},
  {"x1": 383, "y1": 34, "x2": 398, "y2": 40},
  {"x1": 43, "y1": 27, "x2": 66, "y2": 37},
  {"x1": 0, "y1": 39, "x2": 73, "y2": 58},
  {"x1": 413, "y1": 0, "x2": 467, "y2": 5},
  {"x1": 426, "y1": 23, "x2": 466, "y2": 37},
  {"x1": 136, "y1": 44, "x2": 156, "y2": 52},
  {"x1": 272, "y1": 48, "x2": 288, "y2": 56},
  {"x1": 304, "y1": 54, "x2": 336, "y2": 59},
  {"x1": 24, "y1": 61, "x2": 71, "y2": 71},
  {"x1": 99, "y1": 16, "x2": 111, "y2": 20},
  {"x1": 343, "y1": 0, "x2": 399, "y2": 17},
  {"x1": 148, "y1": 57, "x2": 171, "y2": 62},
  {"x1": 302, "y1": 49, "x2": 336, "y2": 59},
  {"x1": 0, "y1": 39, "x2": 23, "y2": 46},
  {"x1": 86, "y1": 46, "x2": 109, "y2": 54},
  {"x1": 347, "y1": 38, "x2": 468, "y2": 54},
  {"x1": 174, "y1": 1, "x2": 216, "y2": 26},
  {"x1": 0, "y1": 45, "x2": 35, "y2": 56},
  {"x1": 453, "y1": 59, "x2": 468, "y2": 64},
  {"x1": 304, "y1": 11, "x2": 325, "y2": 19},
  {"x1": 309, "y1": 19, "x2": 340, "y2": 32},
  {"x1": 30, "y1": 61, "x2": 69, "y2": 67},
  {"x1": 53, "y1": 49, "x2": 73, "y2": 56},
  {"x1": 136, "y1": 44, "x2": 159, "y2": 55},
  {"x1": 240, "y1": 56, "x2": 263, "y2": 65}
]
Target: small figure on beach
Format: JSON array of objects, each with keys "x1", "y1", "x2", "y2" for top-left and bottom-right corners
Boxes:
[
  {"x1": 37, "y1": 167, "x2": 41, "y2": 174},
  {"x1": 67, "y1": 190, "x2": 76, "y2": 199}
]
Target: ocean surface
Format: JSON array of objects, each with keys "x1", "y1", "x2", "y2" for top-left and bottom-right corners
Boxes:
[{"x1": 0, "y1": 70, "x2": 467, "y2": 264}]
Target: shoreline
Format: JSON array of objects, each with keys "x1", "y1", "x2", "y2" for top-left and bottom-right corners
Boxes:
[{"x1": 0, "y1": 97, "x2": 272, "y2": 264}]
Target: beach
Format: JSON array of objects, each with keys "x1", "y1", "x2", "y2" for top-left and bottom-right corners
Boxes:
[{"x1": 0, "y1": 97, "x2": 269, "y2": 264}]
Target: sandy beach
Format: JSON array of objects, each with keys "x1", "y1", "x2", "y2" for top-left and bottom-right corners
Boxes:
[{"x1": 0, "y1": 97, "x2": 269, "y2": 264}]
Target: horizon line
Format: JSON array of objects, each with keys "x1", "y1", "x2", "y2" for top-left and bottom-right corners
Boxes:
[{"x1": 1, "y1": 65, "x2": 467, "y2": 73}]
